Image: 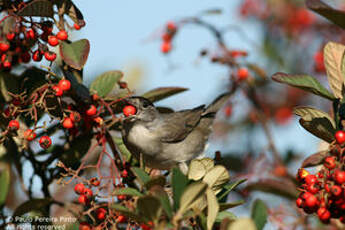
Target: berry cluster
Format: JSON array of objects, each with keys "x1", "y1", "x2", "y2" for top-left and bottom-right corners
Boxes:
[
  {"x1": 160, "y1": 22, "x2": 177, "y2": 54},
  {"x1": 296, "y1": 130, "x2": 345, "y2": 223},
  {"x1": 7, "y1": 119, "x2": 51, "y2": 149},
  {"x1": 0, "y1": 16, "x2": 84, "y2": 70}
]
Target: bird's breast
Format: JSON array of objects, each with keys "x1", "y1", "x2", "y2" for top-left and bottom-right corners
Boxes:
[{"x1": 126, "y1": 124, "x2": 160, "y2": 155}]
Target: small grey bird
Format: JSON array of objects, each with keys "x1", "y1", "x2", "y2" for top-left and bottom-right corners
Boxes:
[{"x1": 121, "y1": 93, "x2": 231, "y2": 170}]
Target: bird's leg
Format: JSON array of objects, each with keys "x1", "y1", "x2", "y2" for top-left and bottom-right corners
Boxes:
[
  {"x1": 178, "y1": 162, "x2": 189, "y2": 174},
  {"x1": 139, "y1": 153, "x2": 145, "y2": 170}
]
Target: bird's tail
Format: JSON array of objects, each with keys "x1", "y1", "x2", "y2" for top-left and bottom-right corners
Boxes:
[{"x1": 204, "y1": 92, "x2": 231, "y2": 115}]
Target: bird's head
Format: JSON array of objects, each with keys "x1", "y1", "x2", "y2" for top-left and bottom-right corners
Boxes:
[{"x1": 122, "y1": 96, "x2": 158, "y2": 123}]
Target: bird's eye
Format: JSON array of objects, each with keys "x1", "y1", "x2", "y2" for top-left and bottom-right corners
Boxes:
[{"x1": 142, "y1": 100, "x2": 150, "y2": 108}]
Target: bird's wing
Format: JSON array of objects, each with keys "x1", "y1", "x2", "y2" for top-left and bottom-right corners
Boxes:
[{"x1": 157, "y1": 105, "x2": 205, "y2": 143}]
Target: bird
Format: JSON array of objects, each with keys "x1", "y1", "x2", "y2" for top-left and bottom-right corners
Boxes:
[{"x1": 120, "y1": 93, "x2": 231, "y2": 171}]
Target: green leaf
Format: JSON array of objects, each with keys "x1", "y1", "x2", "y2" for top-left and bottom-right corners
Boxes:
[
  {"x1": 14, "y1": 198, "x2": 53, "y2": 217},
  {"x1": 150, "y1": 185, "x2": 173, "y2": 219},
  {"x1": 114, "y1": 137, "x2": 132, "y2": 162},
  {"x1": 216, "y1": 211, "x2": 237, "y2": 223},
  {"x1": 323, "y1": 42, "x2": 345, "y2": 98},
  {"x1": 89, "y1": 71, "x2": 123, "y2": 97},
  {"x1": 206, "y1": 188, "x2": 219, "y2": 230},
  {"x1": 298, "y1": 114, "x2": 336, "y2": 143},
  {"x1": 17, "y1": 0, "x2": 54, "y2": 18},
  {"x1": 245, "y1": 179, "x2": 299, "y2": 199},
  {"x1": 177, "y1": 182, "x2": 208, "y2": 217},
  {"x1": 294, "y1": 106, "x2": 336, "y2": 143},
  {"x1": 0, "y1": 163, "x2": 10, "y2": 206},
  {"x1": 145, "y1": 176, "x2": 166, "y2": 190},
  {"x1": 217, "y1": 179, "x2": 247, "y2": 202},
  {"x1": 137, "y1": 195, "x2": 162, "y2": 222},
  {"x1": 60, "y1": 39, "x2": 90, "y2": 70},
  {"x1": 219, "y1": 200, "x2": 245, "y2": 211},
  {"x1": 22, "y1": 67, "x2": 49, "y2": 95},
  {"x1": 172, "y1": 167, "x2": 189, "y2": 210},
  {"x1": 306, "y1": 0, "x2": 345, "y2": 29},
  {"x1": 302, "y1": 151, "x2": 329, "y2": 168},
  {"x1": 251, "y1": 199, "x2": 268, "y2": 230},
  {"x1": 54, "y1": 0, "x2": 84, "y2": 24},
  {"x1": 228, "y1": 218, "x2": 257, "y2": 230},
  {"x1": 3, "y1": 16, "x2": 16, "y2": 34},
  {"x1": 58, "y1": 135, "x2": 92, "y2": 169},
  {"x1": 112, "y1": 187, "x2": 143, "y2": 197},
  {"x1": 131, "y1": 167, "x2": 150, "y2": 185},
  {"x1": 141, "y1": 87, "x2": 188, "y2": 102},
  {"x1": 111, "y1": 203, "x2": 142, "y2": 221},
  {"x1": 294, "y1": 106, "x2": 336, "y2": 128},
  {"x1": 272, "y1": 72, "x2": 335, "y2": 100}
]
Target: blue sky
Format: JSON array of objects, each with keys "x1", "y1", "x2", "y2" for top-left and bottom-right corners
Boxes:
[{"x1": 72, "y1": 0, "x2": 319, "y2": 157}]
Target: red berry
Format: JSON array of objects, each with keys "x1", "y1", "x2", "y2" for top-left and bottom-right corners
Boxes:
[
  {"x1": 274, "y1": 107, "x2": 292, "y2": 125},
  {"x1": 23, "y1": 129, "x2": 36, "y2": 141},
  {"x1": 39, "y1": 136, "x2": 52, "y2": 149},
  {"x1": 161, "y1": 42, "x2": 172, "y2": 53},
  {"x1": 237, "y1": 68, "x2": 249, "y2": 80},
  {"x1": 317, "y1": 207, "x2": 331, "y2": 223},
  {"x1": 52, "y1": 85, "x2": 63, "y2": 96},
  {"x1": 334, "y1": 170, "x2": 345, "y2": 184},
  {"x1": 324, "y1": 156, "x2": 336, "y2": 169},
  {"x1": 305, "y1": 174, "x2": 317, "y2": 185},
  {"x1": 69, "y1": 112, "x2": 81, "y2": 122},
  {"x1": 93, "y1": 116, "x2": 103, "y2": 125},
  {"x1": 3, "y1": 60, "x2": 11, "y2": 69},
  {"x1": 92, "y1": 94, "x2": 99, "y2": 101},
  {"x1": 166, "y1": 21, "x2": 176, "y2": 31},
  {"x1": 306, "y1": 184, "x2": 319, "y2": 194},
  {"x1": 121, "y1": 170, "x2": 128, "y2": 178},
  {"x1": 91, "y1": 178, "x2": 100, "y2": 187},
  {"x1": 162, "y1": 33, "x2": 172, "y2": 42},
  {"x1": 86, "y1": 105, "x2": 97, "y2": 116},
  {"x1": 8, "y1": 120, "x2": 19, "y2": 131},
  {"x1": 58, "y1": 79, "x2": 71, "y2": 91},
  {"x1": 74, "y1": 23, "x2": 81, "y2": 30},
  {"x1": 6, "y1": 33, "x2": 15, "y2": 41},
  {"x1": 26, "y1": 29, "x2": 35, "y2": 40},
  {"x1": 44, "y1": 51, "x2": 57, "y2": 61},
  {"x1": 0, "y1": 42, "x2": 10, "y2": 52},
  {"x1": 116, "y1": 215, "x2": 126, "y2": 223},
  {"x1": 331, "y1": 185, "x2": 342, "y2": 196},
  {"x1": 74, "y1": 183, "x2": 85, "y2": 194},
  {"x1": 79, "y1": 223, "x2": 91, "y2": 230},
  {"x1": 96, "y1": 208, "x2": 107, "y2": 220},
  {"x1": 325, "y1": 184, "x2": 331, "y2": 193},
  {"x1": 32, "y1": 50, "x2": 42, "y2": 62},
  {"x1": 62, "y1": 117, "x2": 74, "y2": 129},
  {"x1": 48, "y1": 35, "x2": 59, "y2": 46},
  {"x1": 57, "y1": 30, "x2": 68, "y2": 41},
  {"x1": 305, "y1": 194, "x2": 318, "y2": 208},
  {"x1": 123, "y1": 105, "x2": 136, "y2": 117},
  {"x1": 83, "y1": 188, "x2": 93, "y2": 198},
  {"x1": 335, "y1": 130, "x2": 345, "y2": 144},
  {"x1": 78, "y1": 195, "x2": 88, "y2": 205},
  {"x1": 296, "y1": 197, "x2": 303, "y2": 208},
  {"x1": 117, "y1": 195, "x2": 126, "y2": 201},
  {"x1": 141, "y1": 223, "x2": 152, "y2": 230},
  {"x1": 297, "y1": 168, "x2": 310, "y2": 181}
]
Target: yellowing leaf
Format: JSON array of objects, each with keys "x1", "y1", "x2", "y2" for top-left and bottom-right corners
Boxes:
[
  {"x1": 206, "y1": 188, "x2": 219, "y2": 230},
  {"x1": 324, "y1": 42, "x2": 345, "y2": 98},
  {"x1": 188, "y1": 159, "x2": 207, "y2": 181}
]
